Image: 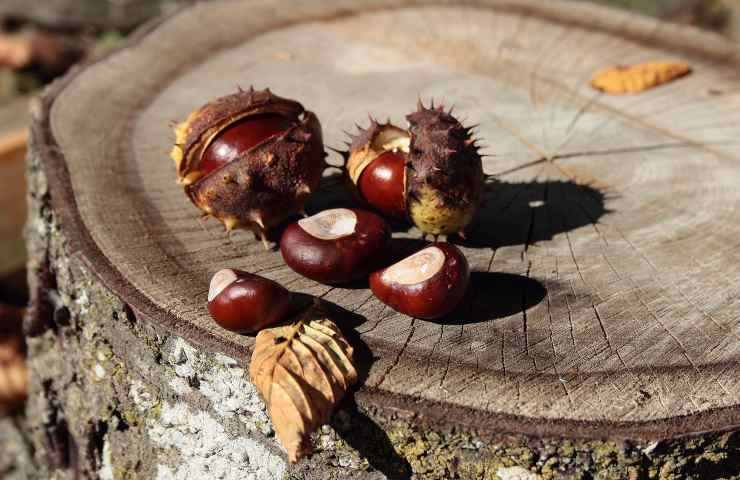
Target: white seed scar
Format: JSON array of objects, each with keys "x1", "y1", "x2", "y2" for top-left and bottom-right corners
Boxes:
[
  {"x1": 382, "y1": 246, "x2": 445, "y2": 285},
  {"x1": 299, "y1": 208, "x2": 357, "y2": 240},
  {"x1": 208, "y1": 269, "x2": 238, "y2": 301}
]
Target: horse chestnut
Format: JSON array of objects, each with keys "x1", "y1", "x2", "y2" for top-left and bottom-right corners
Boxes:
[
  {"x1": 345, "y1": 101, "x2": 484, "y2": 237},
  {"x1": 207, "y1": 269, "x2": 293, "y2": 333},
  {"x1": 369, "y1": 243, "x2": 469, "y2": 319},
  {"x1": 171, "y1": 87, "x2": 326, "y2": 246},
  {"x1": 280, "y1": 208, "x2": 391, "y2": 284},
  {"x1": 198, "y1": 114, "x2": 292, "y2": 175}
]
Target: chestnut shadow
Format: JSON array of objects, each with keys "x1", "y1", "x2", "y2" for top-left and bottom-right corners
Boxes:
[
  {"x1": 320, "y1": 300, "x2": 414, "y2": 480},
  {"x1": 460, "y1": 179, "x2": 610, "y2": 248},
  {"x1": 309, "y1": 174, "x2": 609, "y2": 244},
  {"x1": 431, "y1": 272, "x2": 547, "y2": 326}
]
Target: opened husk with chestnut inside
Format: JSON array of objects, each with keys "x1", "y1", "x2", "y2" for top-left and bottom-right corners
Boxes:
[
  {"x1": 345, "y1": 101, "x2": 484, "y2": 237},
  {"x1": 171, "y1": 87, "x2": 326, "y2": 245}
]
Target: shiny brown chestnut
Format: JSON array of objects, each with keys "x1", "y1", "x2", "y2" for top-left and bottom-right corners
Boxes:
[
  {"x1": 356, "y1": 150, "x2": 407, "y2": 219},
  {"x1": 199, "y1": 114, "x2": 292, "y2": 176},
  {"x1": 207, "y1": 269, "x2": 293, "y2": 333},
  {"x1": 280, "y1": 208, "x2": 391, "y2": 284},
  {"x1": 369, "y1": 243, "x2": 469, "y2": 319}
]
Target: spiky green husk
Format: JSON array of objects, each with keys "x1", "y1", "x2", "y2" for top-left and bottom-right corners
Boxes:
[{"x1": 405, "y1": 100, "x2": 484, "y2": 236}]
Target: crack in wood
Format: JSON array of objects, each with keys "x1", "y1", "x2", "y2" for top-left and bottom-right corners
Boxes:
[
  {"x1": 521, "y1": 261, "x2": 533, "y2": 356},
  {"x1": 356, "y1": 303, "x2": 391, "y2": 336},
  {"x1": 374, "y1": 318, "x2": 415, "y2": 389}
]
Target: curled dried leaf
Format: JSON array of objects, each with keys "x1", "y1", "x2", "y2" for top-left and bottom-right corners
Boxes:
[
  {"x1": 249, "y1": 302, "x2": 357, "y2": 462},
  {"x1": 590, "y1": 61, "x2": 691, "y2": 94},
  {"x1": 0, "y1": 304, "x2": 27, "y2": 416}
]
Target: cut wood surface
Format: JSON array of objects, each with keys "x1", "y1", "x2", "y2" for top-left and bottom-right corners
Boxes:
[{"x1": 38, "y1": 0, "x2": 740, "y2": 443}]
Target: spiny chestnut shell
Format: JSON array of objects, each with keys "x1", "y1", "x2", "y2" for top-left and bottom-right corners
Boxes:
[
  {"x1": 369, "y1": 242, "x2": 469, "y2": 320},
  {"x1": 345, "y1": 102, "x2": 484, "y2": 236},
  {"x1": 207, "y1": 269, "x2": 293, "y2": 333},
  {"x1": 171, "y1": 88, "x2": 326, "y2": 237},
  {"x1": 280, "y1": 208, "x2": 391, "y2": 284}
]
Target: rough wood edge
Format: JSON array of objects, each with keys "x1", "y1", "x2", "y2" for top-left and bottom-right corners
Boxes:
[{"x1": 31, "y1": 0, "x2": 740, "y2": 441}]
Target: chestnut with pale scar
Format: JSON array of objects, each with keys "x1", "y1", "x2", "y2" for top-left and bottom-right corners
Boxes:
[
  {"x1": 281, "y1": 208, "x2": 391, "y2": 284},
  {"x1": 207, "y1": 269, "x2": 293, "y2": 333},
  {"x1": 370, "y1": 243, "x2": 469, "y2": 319}
]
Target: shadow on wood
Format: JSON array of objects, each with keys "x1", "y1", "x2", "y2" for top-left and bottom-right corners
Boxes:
[
  {"x1": 324, "y1": 301, "x2": 413, "y2": 479},
  {"x1": 330, "y1": 399, "x2": 413, "y2": 480},
  {"x1": 310, "y1": 175, "x2": 608, "y2": 249},
  {"x1": 430, "y1": 272, "x2": 548, "y2": 326},
  {"x1": 464, "y1": 179, "x2": 610, "y2": 248}
]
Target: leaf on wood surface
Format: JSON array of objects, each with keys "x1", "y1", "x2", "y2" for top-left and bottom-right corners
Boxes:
[
  {"x1": 249, "y1": 301, "x2": 357, "y2": 462},
  {"x1": 0, "y1": 304, "x2": 27, "y2": 416},
  {"x1": 590, "y1": 61, "x2": 691, "y2": 94}
]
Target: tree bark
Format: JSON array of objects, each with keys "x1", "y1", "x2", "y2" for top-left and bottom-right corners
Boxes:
[{"x1": 22, "y1": 0, "x2": 740, "y2": 478}]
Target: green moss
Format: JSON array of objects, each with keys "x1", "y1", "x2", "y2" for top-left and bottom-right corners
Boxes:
[
  {"x1": 317, "y1": 404, "x2": 740, "y2": 479},
  {"x1": 122, "y1": 408, "x2": 142, "y2": 428}
]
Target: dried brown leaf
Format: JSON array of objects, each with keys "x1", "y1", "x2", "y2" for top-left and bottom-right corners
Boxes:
[
  {"x1": 249, "y1": 301, "x2": 357, "y2": 462},
  {"x1": 0, "y1": 304, "x2": 27, "y2": 416},
  {"x1": 0, "y1": 34, "x2": 33, "y2": 70},
  {"x1": 590, "y1": 61, "x2": 691, "y2": 94}
]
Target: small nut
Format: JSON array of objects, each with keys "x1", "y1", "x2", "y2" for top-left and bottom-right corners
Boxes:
[
  {"x1": 199, "y1": 113, "x2": 292, "y2": 175},
  {"x1": 280, "y1": 208, "x2": 391, "y2": 284},
  {"x1": 369, "y1": 243, "x2": 469, "y2": 319},
  {"x1": 357, "y1": 150, "x2": 407, "y2": 220},
  {"x1": 207, "y1": 269, "x2": 293, "y2": 333}
]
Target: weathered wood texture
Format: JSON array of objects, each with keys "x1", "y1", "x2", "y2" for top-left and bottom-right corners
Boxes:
[{"x1": 25, "y1": 0, "x2": 740, "y2": 478}]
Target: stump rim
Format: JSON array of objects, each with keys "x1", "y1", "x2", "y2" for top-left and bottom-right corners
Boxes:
[{"x1": 31, "y1": 0, "x2": 740, "y2": 440}]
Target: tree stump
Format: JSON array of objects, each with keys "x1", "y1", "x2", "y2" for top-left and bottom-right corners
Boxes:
[{"x1": 25, "y1": 1, "x2": 740, "y2": 478}]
